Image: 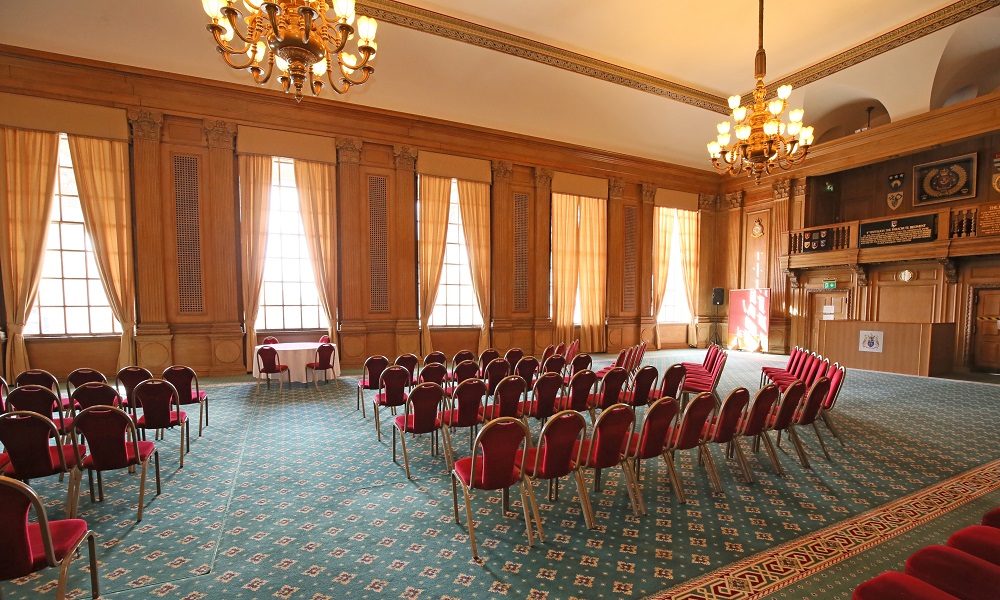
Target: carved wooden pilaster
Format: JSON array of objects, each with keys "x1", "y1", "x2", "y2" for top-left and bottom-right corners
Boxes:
[
  {"x1": 726, "y1": 190, "x2": 744, "y2": 209},
  {"x1": 128, "y1": 110, "x2": 163, "y2": 142},
  {"x1": 393, "y1": 145, "x2": 417, "y2": 324},
  {"x1": 492, "y1": 159, "x2": 513, "y2": 182},
  {"x1": 773, "y1": 178, "x2": 790, "y2": 200},
  {"x1": 939, "y1": 258, "x2": 958, "y2": 284},
  {"x1": 609, "y1": 177, "x2": 625, "y2": 200},
  {"x1": 783, "y1": 268, "x2": 801, "y2": 289},
  {"x1": 337, "y1": 138, "x2": 365, "y2": 322},
  {"x1": 850, "y1": 264, "x2": 869, "y2": 287},
  {"x1": 698, "y1": 193, "x2": 719, "y2": 211},
  {"x1": 491, "y1": 160, "x2": 514, "y2": 326},
  {"x1": 336, "y1": 137, "x2": 363, "y2": 164},
  {"x1": 393, "y1": 145, "x2": 417, "y2": 171},
  {"x1": 203, "y1": 120, "x2": 236, "y2": 149},
  {"x1": 640, "y1": 183, "x2": 656, "y2": 205},
  {"x1": 533, "y1": 167, "x2": 553, "y2": 336},
  {"x1": 534, "y1": 167, "x2": 552, "y2": 190}
]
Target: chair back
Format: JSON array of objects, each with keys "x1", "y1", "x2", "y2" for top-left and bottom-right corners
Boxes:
[
  {"x1": 514, "y1": 356, "x2": 540, "y2": 386},
  {"x1": 739, "y1": 384, "x2": 780, "y2": 437},
  {"x1": 658, "y1": 364, "x2": 686, "y2": 400},
  {"x1": 451, "y1": 350, "x2": 476, "y2": 371},
  {"x1": 529, "y1": 372, "x2": 563, "y2": 420},
  {"x1": 703, "y1": 344, "x2": 719, "y2": 368},
  {"x1": 312, "y1": 344, "x2": 336, "y2": 370},
  {"x1": 403, "y1": 383, "x2": 446, "y2": 435},
  {"x1": 564, "y1": 369, "x2": 597, "y2": 412},
  {"x1": 468, "y1": 418, "x2": 529, "y2": 491},
  {"x1": 0, "y1": 375, "x2": 8, "y2": 412},
  {"x1": 419, "y1": 362, "x2": 448, "y2": 386},
  {"x1": 631, "y1": 396, "x2": 680, "y2": 460},
  {"x1": 0, "y1": 411, "x2": 66, "y2": 479},
  {"x1": 66, "y1": 368, "x2": 106, "y2": 396},
  {"x1": 769, "y1": 380, "x2": 806, "y2": 431},
  {"x1": 256, "y1": 346, "x2": 283, "y2": 374},
  {"x1": 484, "y1": 358, "x2": 510, "y2": 396},
  {"x1": 596, "y1": 367, "x2": 629, "y2": 410},
  {"x1": 554, "y1": 342, "x2": 566, "y2": 356},
  {"x1": 823, "y1": 363, "x2": 846, "y2": 411},
  {"x1": 503, "y1": 348, "x2": 524, "y2": 368},
  {"x1": 489, "y1": 375, "x2": 526, "y2": 419},
  {"x1": 378, "y1": 366, "x2": 411, "y2": 408},
  {"x1": 450, "y1": 379, "x2": 487, "y2": 427},
  {"x1": 451, "y1": 360, "x2": 479, "y2": 388},
  {"x1": 395, "y1": 354, "x2": 420, "y2": 380},
  {"x1": 14, "y1": 369, "x2": 59, "y2": 394},
  {"x1": 133, "y1": 379, "x2": 181, "y2": 428},
  {"x1": 565, "y1": 339, "x2": 580, "y2": 363},
  {"x1": 611, "y1": 348, "x2": 628, "y2": 368},
  {"x1": 707, "y1": 387, "x2": 751, "y2": 443},
  {"x1": 669, "y1": 392, "x2": 715, "y2": 451},
  {"x1": 580, "y1": 403, "x2": 634, "y2": 469},
  {"x1": 0, "y1": 476, "x2": 57, "y2": 581},
  {"x1": 478, "y1": 349, "x2": 501, "y2": 374},
  {"x1": 707, "y1": 352, "x2": 728, "y2": 387},
  {"x1": 807, "y1": 359, "x2": 830, "y2": 387},
  {"x1": 786, "y1": 346, "x2": 804, "y2": 372},
  {"x1": 793, "y1": 353, "x2": 816, "y2": 379},
  {"x1": 540, "y1": 344, "x2": 556, "y2": 365},
  {"x1": 795, "y1": 377, "x2": 831, "y2": 426},
  {"x1": 542, "y1": 354, "x2": 566, "y2": 374},
  {"x1": 5, "y1": 385, "x2": 59, "y2": 421},
  {"x1": 71, "y1": 382, "x2": 121, "y2": 411},
  {"x1": 162, "y1": 365, "x2": 199, "y2": 403},
  {"x1": 568, "y1": 353, "x2": 592, "y2": 378},
  {"x1": 423, "y1": 351, "x2": 447, "y2": 366},
  {"x1": 72, "y1": 405, "x2": 139, "y2": 470},
  {"x1": 261, "y1": 336, "x2": 279, "y2": 344},
  {"x1": 363, "y1": 355, "x2": 390, "y2": 390},
  {"x1": 318, "y1": 334, "x2": 331, "y2": 343},
  {"x1": 528, "y1": 410, "x2": 586, "y2": 479},
  {"x1": 625, "y1": 365, "x2": 658, "y2": 406},
  {"x1": 115, "y1": 366, "x2": 152, "y2": 406}
]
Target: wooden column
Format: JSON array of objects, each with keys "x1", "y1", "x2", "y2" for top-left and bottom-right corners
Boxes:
[
  {"x1": 532, "y1": 167, "x2": 553, "y2": 355},
  {"x1": 605, "y1": 178, "x2": 627, "y2": 351},
  {"x1": 490, "y1": 160, "x2": 514, "y2": 349},
  {"x1": 392, "y1": 145, "x2": 420, "y2": 356},
  {"x1": 769, "y1": 178, "x2": 791, "y2": 353},
  {"x1": 639, "y1": 184, "x2": 656, "y2": 344},
  {"x1": 128, "y1": 110, "x2": 173, "y2": 371},
  {"x1": 696, "y1": 194, "x2": 721, "y2": 347},
  {"x1": 336, "y1": 138, "x2": 368, "y2": 366}
]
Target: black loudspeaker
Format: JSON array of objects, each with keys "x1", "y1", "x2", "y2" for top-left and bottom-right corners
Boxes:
[{"x1": 712, "y1": 287, "x2": 725, "y2": 306}]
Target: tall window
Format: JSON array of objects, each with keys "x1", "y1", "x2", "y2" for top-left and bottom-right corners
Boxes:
[
  {"x1": 657, "y1": 212, "x2": 692, "y2": 323},
  {"x1": 25, "y1": 134, "x2": 120, "y2": 335},
  {"x1": 426, "y1": 178, "x2": 483, "y2": 327},
  {"x1": 256, "y1": 157, "x2": 329, "y2": 330}
]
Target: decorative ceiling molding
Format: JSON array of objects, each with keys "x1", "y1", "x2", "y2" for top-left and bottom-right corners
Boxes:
[{"x1": 359, "y1": 0, "x2": 1000, "y2": 115}]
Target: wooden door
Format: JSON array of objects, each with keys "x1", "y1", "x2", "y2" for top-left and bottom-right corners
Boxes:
[
  {"x1": 810, "y1": 291, "x2": 849, "y2": 349},
  {"x1": 972, "y1": 289, "x2": 1000, "y2": 372}
]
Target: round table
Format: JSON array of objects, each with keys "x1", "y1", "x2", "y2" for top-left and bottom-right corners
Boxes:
[{"x1": 253, "y1": 342, "x2": 341, "y2": 383}]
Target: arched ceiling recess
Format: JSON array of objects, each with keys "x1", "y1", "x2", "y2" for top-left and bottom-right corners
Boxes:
[
  {"x1": 930, "y1": 10, "x2": 1000, "y2": 109},
  {"x1": 813, "y1": 100, "x2": 891, "y2": 146}
]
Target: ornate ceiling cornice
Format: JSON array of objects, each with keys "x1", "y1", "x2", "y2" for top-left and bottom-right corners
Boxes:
[{"x1": 358, "y1": 0, "x2": 1000, "y2": 115}]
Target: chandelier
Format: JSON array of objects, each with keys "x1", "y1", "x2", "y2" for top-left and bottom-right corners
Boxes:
[
  {"x1": 201, "y1": 0, "x2": 378, "y2": 102},
  {"x1": 707, "y1": 0, "x2": 814, "y2": 184}
]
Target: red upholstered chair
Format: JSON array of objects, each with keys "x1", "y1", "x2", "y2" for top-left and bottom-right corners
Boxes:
[
  {"x1": 820, "y1": 362, "x2": 847, "y2": 445},
  {"x1": 564, "y1": 352, "x2": 593, "y2": 385},
  {"x1": 393, "y1": 383, "x2": 447, "y2": 479},
  {"x1": 554, "y1": 342, "x2": 566, "y2": 356},
  {"x1": 517, "y1": 409, "x2": 587, "y2": 510},
  {"x1": 477, "y1": 348, "x2": 501, "y2": 377},
  {"x1": 423, "y1": 351, "x2": 447, "y2": 368},
  {"x1": 5, "y1": 385, "x2": 73, "y2": 439},
  {"x1": 542, "y1": 353, "x2": 566, "y2": 375},
  {"x1": 318, "y1": 334, "x2": 331, "y2": 343},
  {"x1": 304, "y1": 343, "x2": 338, "y2": 389},
  {"x1": 0, "y1": 476, "x2": 99, "y2": 600},
  {"x1": 555, "y1": 369, "x2": 597, "y2": 413},
  {"x1": 762, "y1": 380, "x2": 806, "y2": 477},
  {"x1": 626, "y1": 396, "x2": 680, "y2": 513},
  {"x1": 948, "y1": 525, "x2": 1000, "y2": 567},
  {"x1": 663, "y1": 392, "x2": 717, "y2": 503},
  {"x1": 513, "y1": 356, "x2": 540, "y2": 389},
  {"x1": 70, "y1": 382, "x2": 122, "y2": 414},
  {"x1": 418, "y1": 362, "x2": 448, "y2": 387},
  {"x1": 736, "y1": 384, "x2": 782, "y2": 482},
  {"x1": 769, "y1": 352, "x2": 821, "y2": 392},
  {"x1": 483, "y1": 358, "x2": 511, "y2": 398},
  {"x1": 439, "y1": 378, "x2": 486, "y2": 466},
  {"x1": 70, "y1": 405, "x2": 160, "y2": 522},
  {"x1": 786, "y1": 376, "x2": 833, "y2": 467},
  {"x1": 587, "y1": 366, "x2": 629, "y2": 417},
  {"x1": 115, "y1": 366, "x2": 152, "y2": 416},
  {"x1": 480, "y1": 375, "x2": 526, "y2": 421},
  {"x1": 519, "y1": 371, "x2": 563, "y2": 425},
  {"x1": 853, "y1": 571, "x2": 961, "y2": 600},
  {"x1": 620, "y1": 365, "x2": 658, "y2": 407},
  {"x1": 0, "y1": 411, "x2": 84, "y2": 518},
  {"x1": 261, "y1": 335, "x2": 279, "y2": 344},
  {"x1": 444, "y1": 360, "x2": 479, "y2": 397},
  {"x1": 163, "y1": 365, "x2": 208, "y2": 436},
  {"x1": 681, "y1": 344, "x2": 718, "y2": 378},
  {"x1": 373, "y1": 366, "x2": 410, "y2": 442},
  {"x1": 905, "y1": 545, "x2": 1000, "y2": 600},
  {"x1": 0, "y1": 375, "x2": 8, "y2": 411},
  {"x1": 540, "y1": 344, "x2": 556, "y2": 366},
  {"x1": 133, "y1": 379, "x2": 190, "y2": 468},
  {"x1": 681, "y1": 351, "x2": 728, "y2": 405},
  {"x1": 984, "y1": 507, "x2": 1000, "y2": 529},
  {"x1": 14, "y1": 369, "x2": 66, "y2": 412},
  {"x1": 571, "y1": 403, "x2": 641, "y2": 528},
  {"x1": 449, "y1": 350, "x2": 476, "y2": 381},
  {"x1": 64, "y1": 368, "x2": 107, "y2": 412},
  {"x1": 357, "y1": 355, "x2": 390, "y2": 415},
  {"x1": 256, "y1": 346, "x2": 290, "y2": 393},
  {"x1": 450, "y1": 417, "x2": 541, "y2": 559},
  {"x1": 761, "y1": 346, "x2": 804, "y2": 387},
  {"x1": 649, "y1": 363, "x2": 686, "y2": 403},
  {"x1": 395, "y1": 353, "x2": 421, "y2": 387},
  {"x1": 702, "y1": 387, "x2": 752, "y2": 488},
  {"x1": 564, "y1": 339, "x2": 580, "y2": 363},
  {"x1": 595, "y1": 348, "x2": 627, "y2": 379},
  {"x1": 503, "y1": 348, "x2": 525, "y2": 369}
]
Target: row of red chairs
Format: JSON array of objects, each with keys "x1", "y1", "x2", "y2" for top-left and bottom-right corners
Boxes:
[
  {"x1": 854, "y1": 507, "x2": 1000, "y2": 599},
  {"x1": 596, "y1": 341, "x2": 646, "y2": 379},
  {"x1": 680, "y1": 344, "x2": 728, "y2": 404},
  {"x1": 762, "y1": 347, "x2": 848, "y2": 445}
]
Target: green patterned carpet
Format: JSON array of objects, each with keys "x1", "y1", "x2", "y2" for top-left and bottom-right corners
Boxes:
[{"x1": 4, "y1": 350, "x2": 999, "y2": 599}]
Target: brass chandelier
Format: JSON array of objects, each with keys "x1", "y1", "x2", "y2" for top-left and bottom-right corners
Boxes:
[
  {"x1": 707, "y1": 0, "x2": 814, "y2": 184},
  {"x1": 201, "y1": 0, "x2": 378, "y2": 101}
]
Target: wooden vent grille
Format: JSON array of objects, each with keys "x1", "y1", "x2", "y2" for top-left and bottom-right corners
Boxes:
[
  {"x1": 513, "y1": 193, "x2": 529, "y2": 312},
  {"x1": 623, "y1": 205, "x2": 637, "y2": 312},
  {"x1": 368, "y1": 175, "x2": 389, "y2": 312},
  {"x1": 173, "y1": 155, "x2": 203, "y2": 313}
]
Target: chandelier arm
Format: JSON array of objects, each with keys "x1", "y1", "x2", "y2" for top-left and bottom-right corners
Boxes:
[
  {"x1": 220, "y1": 50, "x2": 257, "y2": 70},
  {"x1": 331, "y1": 65, "x2": 374, "y2": 89},
  {"x1": 299, "y1": 6, "x2": 318, "y2": 45},
  {"x1": 263, "y1": 3, "x2": 285, "y2": 44},
  {"x1": 219, "y1": 6, "x2": 256, "y2": 46},
  {"x1": 322, "y1": 23, "x2": 354, "y2": 54},
  {"x1": 209, "y1": 25, "x2": 255, "y2": 57},
  {"x1": 250, "y1": 58, "x2": 276, "y2": 85},
  {"x1": 351, "y1": 46, "x2": 376, "y2": 70}
]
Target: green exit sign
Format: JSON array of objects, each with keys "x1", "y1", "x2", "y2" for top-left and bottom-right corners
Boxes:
[{"x1": 823, "y1": 280, "x2": 837, "y2": 289}]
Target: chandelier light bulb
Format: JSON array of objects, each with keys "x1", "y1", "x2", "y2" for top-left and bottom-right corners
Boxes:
[
  {"x1": 341, "y1": 52, "x2": 358, "y2": 74},
  {"x1": 243, "y1": 0, "x2": 261, "y2": 12},
  {"x1": 707, "y1": 141, "x2": 721, "y2": 157},
  {"x1": 718, "y1": 133, "x2": 731, "y2": 146},
  {"x1": 787, "y1": 121, "x2": 802, "y2": 136},
  {"x1": 763, "y1": 120, "x2": 779, "y2": 136},
  {"x1": 728, "y1": 95, "x2": 742, "y2": 110},
  {"x1": 219, "y1": 18, "x2": 235, "y2": 42},
  {"x1": 733, "y1": 106, "x2": 748, "y2": 122},
  {"x1": 800, "y1": 126, "x2": 815, "y2": 145},
  {"x1": 768, "y1": 99, "x2": 783, "y2": 115},
  {"x1": 788, "y1": 108, "x2": 804, "y2": 123},
  {"x1": 334, "y1": 0, "x2": 356, "y2": 19},
  {"x1": 777, "y1": 84, "x2": 792, "y2": 100},
  {"x1": 735, "y1": 124, "x2": 752, "y2": 140},
  {"x1": 274, "y1": 54, "x2": 289, "y2": 72},
  {"x1": 357, "y1": 15, "x2": 378, "y2": 42},
  {"x1": 202, "y1": 0, "x2": 227, "y2": 19},
  {"x1": 717, "y1": 121, "x2": 731, "y2": 135},
  {"x1": 246, "y1": 40, "x2": 266, "y2": 62},
  {"x1": 312, "y1": 59, "x2": 329, "y2": 76}
]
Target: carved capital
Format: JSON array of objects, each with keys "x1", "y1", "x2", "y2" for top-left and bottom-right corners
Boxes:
[
  {"x1": 492, "y1": 160, "x2": 513, "y2": 182},
  {"x1": 336, "y1": 138, "x2": 363, "y2": 164},
  {"x1": 640, "y1": 183, "x2": 656, "y2": 205},
  {"x1": 773, "y1": 178, "x2": 790, "y2": 200},
  {"x1": 849, "y1": 264, "x2": 869, "y2": 287},
  {"x1": 938, "y1": 258, "x2": 958, "y2": 284},
  {"x1": 127, "y1": 110, "x2": 163, "y2": 142},
  {"x1": 393, "y1": 145, "x2": 417, "y2": 170},
  {"x1": 698, "y1": 193, "x2": 719, "y2": 210},
  {"x1": 783, "y1": 268, "x2": 801, "y2": 289},
  {"x1": 534, "y1": 167, "x2": 553, "y2": 190},
  {"x1": 726, "y1": 190, "x2": 744, "y2": 209},
  {"x1": 792, "y1": 181, "x2": 806, "y2": 198},
  {"x1": 203, "y1": 119, "x2": 236, "y2": 150},
  {"x1": 608, "y1": 177, "x2": 625, "y2": 199}
]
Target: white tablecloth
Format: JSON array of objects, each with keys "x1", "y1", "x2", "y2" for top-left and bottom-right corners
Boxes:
[{"x1": 253, "y1": 342, "x2": 341, "y2": 383}]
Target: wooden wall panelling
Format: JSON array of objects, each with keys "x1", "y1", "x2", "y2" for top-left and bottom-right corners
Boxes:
[
  {"x1": 505, "y1": 165, "x2": 537, "y2": 354},
  {"x1": 335, "y1": 138, "x2": 368, "y2": 365},
  {"x1": 605, "y1": 178, "x2": 627, "y2": 351},
  {"x1": 694, "y1": 194, "x2": 720, "y2": 348},
  {"x1": 724, "y1": 191, "x2": 744, "y2": 330},
  {"x1": 957, "y1": 258, "x2": 1000, "y2": 371},
  {"x1": 639, "y1": 184, "x2": 656, "y2": 345},
  {"x1": 490, "y1": 160, "x2": 514, "y2": 351},
  {"x1": 531, "y1": 168, "x2": 553, "y2": 355},
  {"x1": 768, "y1": 179, "x2": 791, "y2": 352},
  {"x1": 390, "y1": 145, "x2": 420, "y2": 358},
  {"x1": 742, "y1": 207, "x2": 770, "y2": 291},
  {"x1": 871, "y1": 263, "x2": 944, "y2": 325}
]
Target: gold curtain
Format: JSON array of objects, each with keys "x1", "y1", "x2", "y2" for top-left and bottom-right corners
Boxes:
[
  {"x1": 677, "y1": 209, "x2": 701, "y2": 345},
  {"x1": 578, "y1": 195, "x2": 607, "y2": 352},
  {"x1": 418, "y1": 175, "x2": 452, "y2": 353},
  {"x1": 551, "y1": 193, "x2": 579, "y2": 346},
  {"x1": 0, "y1": 127, "x2": 59, "y2": 376},
  {"x1": 293, "y1": 159, "x2": 338, "y2": 342},
  {"x1": 456, "y1": 179, "x2": 491, "y2": 354},
  {"x1": 238, "y1": 154, "x2": 272, "y2": 371},
  {"x1": 68, "y1": 136, "x2": 135, "y2": 371},
  {"x1": 651, "y1": 207, "x2": 676, "y2": 349}
]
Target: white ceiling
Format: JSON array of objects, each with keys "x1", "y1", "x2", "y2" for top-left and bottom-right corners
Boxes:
[{"x1": 1, "y1": 1, "x2": 998, "y2": 170}]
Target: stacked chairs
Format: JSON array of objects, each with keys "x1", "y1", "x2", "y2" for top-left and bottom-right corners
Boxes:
[
  {"x1": 680, "y1": 349, "x2": 728, "y2": 405},
  {"x1": 596, "y1": 342, "x2": 646, "y2": 379},
  {"x1": 765, "y1": 349, "x2": 826, "y2": 392},
  {"x1": 357, "y1": 355, "x2": 389, "y2": 416},
  {"x1": 761, "y1": 346, "x2": 805, "y2": 387},
  {"x1": 819, "y1": 362, "x2": 847, "y2": 444},
  {"x1": 564, "y1": 339, "x2": 580, "y2": 364},
  {"x1": 681, "y1": 345, "x2": 720, "y2": 380},
  {"x1": 595, "y1": 348, "x2": 628, "y2": 379}
]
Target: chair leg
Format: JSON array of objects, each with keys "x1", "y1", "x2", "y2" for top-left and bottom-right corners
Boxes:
[
  {"x1": 627, "y1": 459, "x2": 647, "y2": 516},
  {"x1": 441, "y1": 425, "x2": 455, "y2": 471},
  {"x1": 821, "y1": 412, "x2": 846, "y2": 446},
  {"x1": 97, "y1": 471, "x2": 104, "y2": 501},
  {"x1": 374, "y1": 403, "x2": 382, "y2": 441},
  {"x1": 256, "y1": 373, "x2": 261, "y2": 392},
  {"x1": 524, "y1": 478, "x2": 545, "y2": 543},
  {"x1": 664, "y1": 451, "x2": 686, "y2": 503},
  {"x1": 88, "y1": 532, "x2": 100, "y2": 599},
  {"x1": 461, "y1": 484, "x2": 478, "y2": 559},
  {"x1": 87, "y1": 468, "x2": 95, "y2": 503},
  {"x1": 138, "y1": 458, "x2": 148, "y2": 522},
  {"x1": 154, "y1": 451, "x2": 162, "y2": 495},
  {"x1": 519, "y1": 481, "x2": 535, "y2": 547},
  {"x1": 198, "y1": 403, "x2": 204, "y2": 436},
  {"x1": 760, "y1": 432, "x2": 785, "y2": 477},
  {"x1": 179, "y1": 423, "x2": 185, "y2": 468},
  {"x1": 620, "y1": 461, "x2": 643, "y2": 516},
  {"x1": 732, "y1": 439, "x2": 754, "y2": 484},
  {"x1": 787, "y1": 426, "x2": 810, "y2": 468},
  {"x1": 399, "y1": 427, "x2": 412, "y2": 479},
  {"x1": 574, "y1": 469, "x2": 595, "y2": 529},
  {"x1": 812, "y1": 421, "x2": 832, "y2": 460},
  {"x1": 700, "y1": 443, "x2": 723, "y2": 495}
]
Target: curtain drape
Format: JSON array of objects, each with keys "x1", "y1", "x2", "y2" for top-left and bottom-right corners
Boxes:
[
  {"x1": 651, "y1": 207, "x2": 676, "y2": 349},
  {"x1": 68, "y1": 136, "x2": 135, "y2": 371},
  {"x1": 0, "y1": 127, "x2": 59, "y2": 376},
  {"x1": 578, "y1": 195, "x2": 607, "y2": 352},
  {"x1": 456, "y1": 179, "x2": 491, "y2": 354},
  {"x1": 418, "y1": 175, "x2": 452, "y2": 353},
  {"x1": 551, "y1": 193, "x2": 579, "y2": 346},
  {"x1": 677, "y1": 209, "x2": 701, "y2": 345},
  {"x1": 238, "y1": 154, "x2": 273, "y2": 371},
  {"x1": 294, "y1": 159, "x2": 339, "y2": 343}
]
